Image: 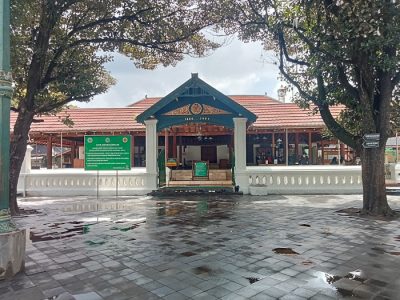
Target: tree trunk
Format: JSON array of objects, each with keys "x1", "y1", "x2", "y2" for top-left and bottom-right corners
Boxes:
[
  {"x1": 9, "y1": 109, "x2": 35, "y2": 216},
  {"x1": 361, "y1": 146, "x2": 393, "y2": 216}
]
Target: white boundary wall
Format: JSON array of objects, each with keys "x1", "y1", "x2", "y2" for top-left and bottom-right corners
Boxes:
[
  {"x1": 17, "y1": 166, "x2": 364, "y2": 197},
  {"x1": 17, "y1": 145, "x2": 394, "y2": 197},
  {"x1": 18, "y1": 168, "x2": 154, "y2": 197},
  {"x1": 246, "y1": 166, "x2": 363, "y2": 195}
]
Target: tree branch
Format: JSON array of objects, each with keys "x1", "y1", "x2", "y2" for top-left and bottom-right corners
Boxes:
[
  {"x1": 316, "y1": 74, "x2": 358, "y2": 148},
  {"x1": 35, "y1": 94, "x2": 93, "y2": 114},
  {"x1": 277, "y1": 29, "x2": 310, "y2": 67},
  {"x1": 337, "y1": 63, "x2": 359, "y2": 100},
  {"x1": 278, "y1": 40, "x2": 316, "y2": 102}
]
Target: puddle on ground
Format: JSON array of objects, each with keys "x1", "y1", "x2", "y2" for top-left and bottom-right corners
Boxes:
[
  {"x1": 336, "y1": 207, "x2": 361, "y2": 214},
  {"x1": 181, "y1": 251, "x2": 197, "y2": 257},
  {"x1": 307, "y1": 270, "x2": 367, "y2": 298},
  {"x1": 30, "y1": 222, "x2": 92, "y2": 242},
  {"x1": 325, "y1": 273, "x2": 342, "y2": 284},
  {"x1": 85, "y1": 239, "x2": 106, "y2": 246},
  {"x1": 154, "y1": 198, "x2": 236, "y2": 220},
  {"x1": 193, "y1": 266, "x2": 213, "y2": 275},
  {"x1": 344, "y1": 270, "x2": 366, "y2": 282},
  {"x1": 301, "y1": 260, "x2": 313, "y2": 266},
  {"x1": 371, "y1": 246, "x2": 400, "y2": 256},
  {"x1": 273, "y1": 248, "x2": 299, "y2": 255},
  {"x1": 245, "y1": 277, "x2": 261, "y2": 284},
  {"x1": 110, "y1": 220, "x2": 146, "y2": 232},
  {"x1": 61, "y1": 200, "x2": 145, "y2": 213},
  {"x1": 44, "y1": 292, "x2": 101, "y2": 300}
]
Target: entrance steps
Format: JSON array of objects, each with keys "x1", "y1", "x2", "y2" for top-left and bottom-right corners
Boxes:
[
  {"x1": 151, "y1": 168, "x2": 238, "y2": 195},
  {"x1": 168, "y1": 180, "x2": 233, "y2": 187},
  {"x1": 150, "y1": 185, "x2": 241, "y2": 196},
  {"x1": 170, "y1": 169, "x2": 232, "y2": 181}
]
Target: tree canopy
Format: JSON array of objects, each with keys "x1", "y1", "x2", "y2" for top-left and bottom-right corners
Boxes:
[
  {"x1": 220, "y1": 0, "x2": 400, "y2": 216},
  {"x1": 11, "y1": 0, "x2": 219, "y2": 114},
  {"x1": 8, "y1": 0, "x2": 220, "y2": 214}
]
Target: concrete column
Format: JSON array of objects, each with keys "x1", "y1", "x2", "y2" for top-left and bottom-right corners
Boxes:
[
  {"x1": 47, "y1": 136, "x2": 53, "y2": 169},
  {"x1": 172, "y1": 134, "x2": 177, "y2": 158},
  {"x1": 233, "y1": 118, "x2": 247, "y2": 170},
  {"x1": 272, "y1": 133, "x2": 275, "y2": 162},
  {"x1": 145, "y1": 119, "x2": 158, "y2": 189},
  {"x1": 71, "y1": 142, "x2": 76, "y2": 160},
  {"x1": 131, "y1": 135, "x2": 135, "y2": 167},
  {"x1": 20, "y1": 145, "x2": 33, "y2": 174},
  {"x1": 164, "y1": 128, "x2": 169, "y2": 161},
  {"x1": 233, "y1": 118, "x2": 248, "y2": 193},
  {"x1": 308, "y1": 132, "x2": 312, "y2": 163},
  {"x1": 0, "y1": 0, "x2": 26, "y2": 279},
  {"x1": 285, "y1": 129, "x2": 289, "y2": 166},
  {"x1": 179, "y1": 136, "x2": 183, "y2": 166}
]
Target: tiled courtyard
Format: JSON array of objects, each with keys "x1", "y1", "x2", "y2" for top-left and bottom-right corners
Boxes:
[{"x1": 1, "y1": 194, "x2": 400, "y2": 300}]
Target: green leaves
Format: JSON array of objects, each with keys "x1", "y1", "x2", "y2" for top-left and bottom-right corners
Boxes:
[
  {"x1": 10, "y1": 0, "x2": 220, "y2": 114},
  {"x1": 222, "y1": 0, "x2": 399, "y2": 146}
]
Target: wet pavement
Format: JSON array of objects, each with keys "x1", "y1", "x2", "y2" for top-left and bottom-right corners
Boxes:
[{"x1": 1, "y1": 194, "x2": 400, "y2": 300}]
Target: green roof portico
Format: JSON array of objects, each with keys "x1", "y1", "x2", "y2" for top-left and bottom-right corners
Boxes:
[
  {"x1": 136, "y1": 73, "x2": 256, "y2": 131},
  {"x1": 136, "y1": 74, "x2": 253, "y2": 192}
]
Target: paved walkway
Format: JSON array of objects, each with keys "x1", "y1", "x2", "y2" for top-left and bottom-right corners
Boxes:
[{"x1": 1, "y1": 194, "x2": 400, "y2": 300}]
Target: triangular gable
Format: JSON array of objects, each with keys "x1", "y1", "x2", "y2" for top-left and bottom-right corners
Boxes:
[{"x1": 136, "y1": 74, "x2": 257, "y2": 131}]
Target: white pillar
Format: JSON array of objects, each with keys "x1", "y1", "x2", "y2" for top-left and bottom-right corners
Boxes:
[
  {"x1": 233, "y1": 118, "x2": 249, "y2": 193},
  {"x1": 145, "y1": 119, "x2": 158, "y2": 189},
  {"x1": 18, "y1": 145, "x2": 33, "y2": 196},
  {"x1": 21, "y1": 145, "x2": 33, "y2": 174}
]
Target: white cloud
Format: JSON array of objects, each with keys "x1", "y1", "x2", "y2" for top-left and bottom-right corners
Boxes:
[{"x1": 77, "y1": 39, "x2": 281, "y2": 108}]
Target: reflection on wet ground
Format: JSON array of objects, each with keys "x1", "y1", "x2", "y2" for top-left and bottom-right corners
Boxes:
[{"x1": 8, "y1": 194, "x2": 400, "y2": 300}]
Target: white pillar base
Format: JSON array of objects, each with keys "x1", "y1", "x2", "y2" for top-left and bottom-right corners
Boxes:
[
  {"x1": 0, "y1": 228, "x2": 26, "y2": 280},
  {"x1": 235, "y1": 172, "x2": 249, "y2": 194}
]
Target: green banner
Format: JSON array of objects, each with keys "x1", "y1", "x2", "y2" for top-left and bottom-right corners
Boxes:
[
  {"x1": 85, "y1": 135, "x2": 131, "y2": 171},
  {"x1": 193, "y1": 161, "x2": 208, "y2": 177}
]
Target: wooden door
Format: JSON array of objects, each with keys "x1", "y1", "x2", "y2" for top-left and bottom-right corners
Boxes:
[{"x1": 201, "y1": 146, "x2": 217, "y2": 163}]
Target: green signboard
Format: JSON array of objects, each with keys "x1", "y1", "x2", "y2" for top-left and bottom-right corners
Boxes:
[
  {"x1": 193, "y1": 161, "x2": 209, "y2": 178},
  {"x1": 85, "y1": 135, "x2": 131, "y2": 171}
]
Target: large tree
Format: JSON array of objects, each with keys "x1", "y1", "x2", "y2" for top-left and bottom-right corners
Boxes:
[
  {"x1": 10, "y1": 0, "x2": 219, "y2": 215},
  {"x1": 221, "y1": 0, "x2": 400, "y2": 216}
]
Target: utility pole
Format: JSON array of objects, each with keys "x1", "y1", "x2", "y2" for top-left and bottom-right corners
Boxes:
[
  {"x1": 0, "y1": 0, "x2": 14, "y2": 232},
  {"x1": 0, "y1": 0, "x2": 25, "y2": 280}
]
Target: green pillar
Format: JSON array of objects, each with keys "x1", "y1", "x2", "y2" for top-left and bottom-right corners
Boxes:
[{"x1": 0, "y1": 0, "x2": 15, "y2": 232}]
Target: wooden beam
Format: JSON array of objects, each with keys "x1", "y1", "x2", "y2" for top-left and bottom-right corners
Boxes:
[
  {"x1": 165, "y1": 128, "x2": 169, "y2": 160},
  {"x1": 172, "y1": 133, "x2": 177, "y2": 158}
]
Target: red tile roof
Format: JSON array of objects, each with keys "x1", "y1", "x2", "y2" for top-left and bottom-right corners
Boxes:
[{"x1": 10, "y1": 95, "x2": 342, "y2": 134}]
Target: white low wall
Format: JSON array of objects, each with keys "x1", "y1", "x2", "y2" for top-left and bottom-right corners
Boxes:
[
  {"x1": 246, "y1": 166, "x2": 363, "y2": 195},
  {"x1": 17, "y1": 166, "x2": 365, "y2": 197},
  {"x1": 18, "y1": 168, "x2": 156, "y2": 197}
]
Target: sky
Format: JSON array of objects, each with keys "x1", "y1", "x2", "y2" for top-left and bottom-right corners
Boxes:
[{"x1": 77, "y1": 38, "x2": 284, "y2": 108}]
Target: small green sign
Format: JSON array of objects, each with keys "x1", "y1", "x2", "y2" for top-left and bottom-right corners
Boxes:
[
  {"x1": 193, "y1": 161, "x2": 209, "y2": 178},
  {"x1": 85, "y1": 135, "x2": 131, "y2": 171}
]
